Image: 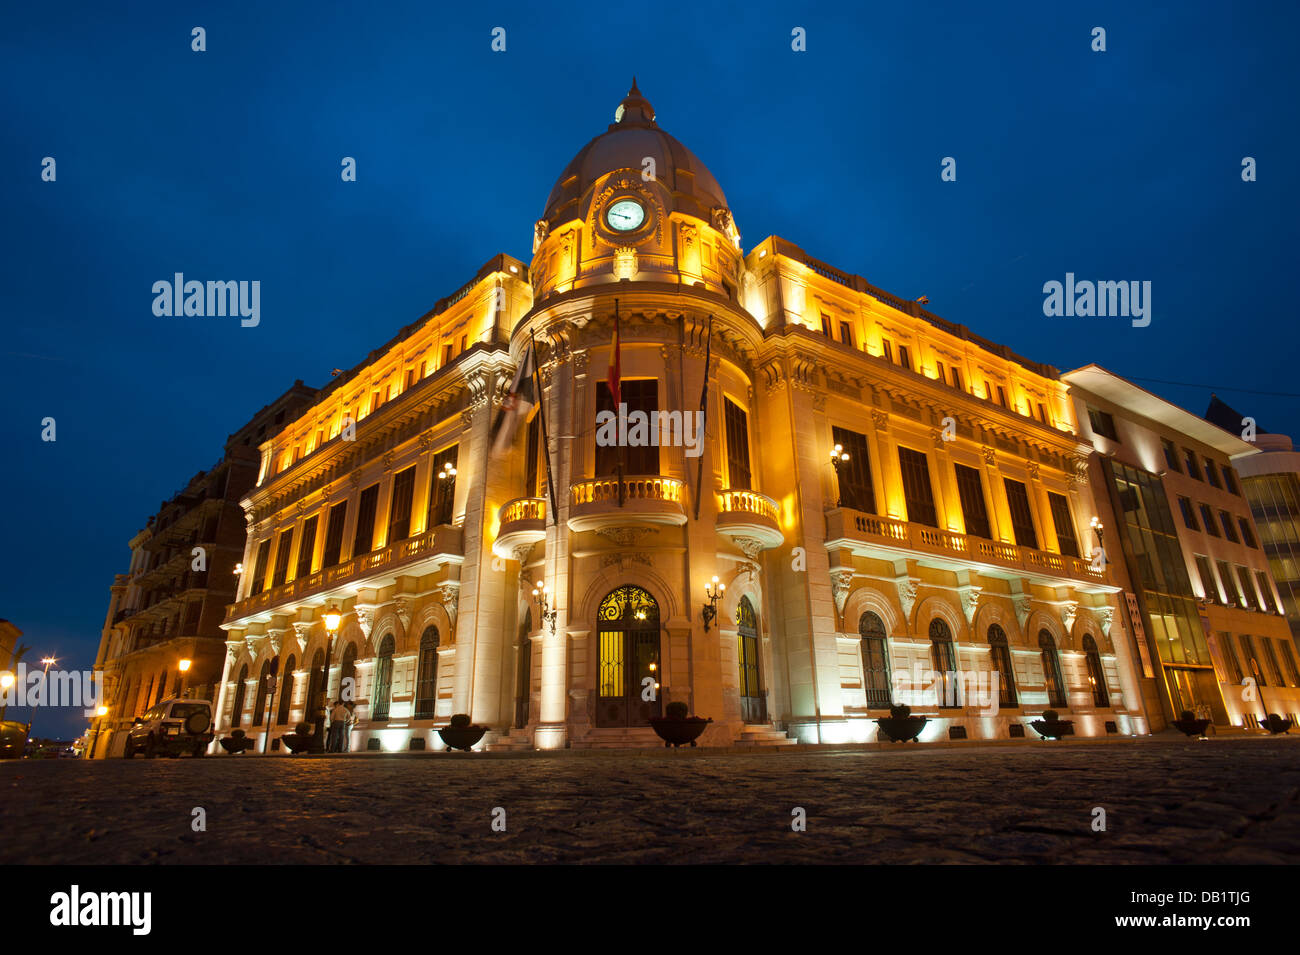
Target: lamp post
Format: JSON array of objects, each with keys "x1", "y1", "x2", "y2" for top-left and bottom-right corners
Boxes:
[
  {"x1": 435, "y1": 460, "x2": 458, "y2": 525},
  {"x1": 531, "y1": 580, "x2": 557, "y2": 634},
  {"x1": 1089, "y1": 516, "x2": 1107, "y2": 570},
  {"x1": 27, "y1": 656, "x2": 56, "y2": 745},
  {"x1": 311, "y1": 606, "x2": 342, "y2": 753},
  {"x1": 830, "y1": 443, "x2": 850, "y2": 507},
  {"x1": 702, "y1": 576, "x2": 725, "y2": 632}
]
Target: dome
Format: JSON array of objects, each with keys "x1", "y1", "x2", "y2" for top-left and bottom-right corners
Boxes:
[{"x1": 541, "y1": 80, "x2": 729, "y2": 228}]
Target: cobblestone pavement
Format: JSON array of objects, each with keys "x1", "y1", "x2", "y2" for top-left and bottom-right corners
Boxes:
[{"x1": 3, "y1": 737, "x2": 1298, "y2": 864}]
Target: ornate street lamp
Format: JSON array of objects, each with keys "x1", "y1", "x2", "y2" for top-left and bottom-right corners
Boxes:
[
  {"x1": 830, "y1": 443, "x2": 850, "y2": 507},
  {"x1": 702, "y1": 576, "x2": 725, "y2": 632},
  {"x1": 532, "y1": 580, "x2": 557, "y2": 634},
  {"x1": 178, "y1": 657, "x2": 192, "y2": 699},
  {"x1": 311, "y1": 605, "x2": 342, "y2": 753}
]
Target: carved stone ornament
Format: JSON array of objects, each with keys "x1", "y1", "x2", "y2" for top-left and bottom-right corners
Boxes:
[
  {"x1": 1027, "y1": 461, "x2": 1040, "y2": 481},
  {"x1": 440, "y1": 584, "x2": 460, "y2": 621},
  {"x1": 244, "y1": 634, "x2": 267, "y2": 659},
  {"x1": 290, "y1": 621, "x2": 314, "y2": 654},
  {"x1": 832, "y1": 571, "x2": 855, "y2": 614},
  {"x1": 896, "y1": 577, "x2": 921, "y2": 622},
  {"x1": 1061, "y1": 600, "x2": 1079, "y2": 635},
  {"x1": 533, "y1": 219, "x2": 550, "y2": 253},
  {"x1": 266, "y1": 627, "x2": 287, "y2": 656},
  {"x1": 354, "y1": 606, "x2": 375, "y2": 642},
  {"x1": 732, "y1": 536, "x2": 765, "y2": 560},
  {"x1": 594, "y1": 525, "x2": 658, "y2": 547},
  {"x1": 958, "y1": 586, "x2": 982, "y2": 625},
  {"x1": 394, "y1": 596, "x2": 413, "y2": 634},
  {"x1": 871, "y1": 409, "x2": 889, "y2": 432},
  {"x1": 1012, "y1": 594, "x2": 1032, "y2": 630},
  {"x1": 603, "y1": 552, "x2": 652, "y2": 570},
  {"x1": 1096, "y1": 605, "x2": 1115, "y2": 636},
  {"x1": 981, "y1": 447, "x2": 996, "y2": 467},
  {"x1": 225, "y1": 639, "x2": 245, "y2": 664}
]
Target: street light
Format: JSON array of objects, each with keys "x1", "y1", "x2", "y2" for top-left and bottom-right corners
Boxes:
[
  {"x1": 702, "y1": 576, "x2": 725, "y2": 632},
  {"x1": 532, "y1": 581, "x2": 557, "y2": 634},
  {"x1": 178, "y1": 657, "x2": 192, "y2": 699},
  {"x1": 830, "y1": 443, "x2": 850, "y2": 506},
  {"x1": 28, "y1": 656, "x2": 57, "y2": 744},
  {"x1": 311, "y1": 606, "x2": 342, "y2": 753}
]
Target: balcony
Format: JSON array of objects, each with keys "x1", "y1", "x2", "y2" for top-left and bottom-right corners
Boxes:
[
  {"x1": 568, "y1": 475, "x2": 686, "y2": 533},
  {"x1": 824, "y1": 508, "x2": 1112, "y2": 591},
  {"x1": 493, "y1": 497, "x2": 547, "y2": 560},
  {"x1": 224, "y1": 522, "x2": 463, "y2": 624},
  {"x1": 716, "y1": 489, "x2": 783, "y2": 551}
]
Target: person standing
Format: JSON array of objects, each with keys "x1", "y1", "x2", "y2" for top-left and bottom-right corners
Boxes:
[{"x1": 328, "y1": 699, "x2": 351, "y2": 753}]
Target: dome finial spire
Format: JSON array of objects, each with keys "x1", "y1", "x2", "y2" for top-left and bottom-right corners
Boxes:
[{"x1": 614, "y1": 78, "x2": 655, "y2": 126}]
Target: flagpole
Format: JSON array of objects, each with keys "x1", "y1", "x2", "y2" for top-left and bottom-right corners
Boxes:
[
  {"x1": 693, "y1": 315, "x2": 713, "y2": 520},
  {"x1": 529, "y1": 330, "x2": 560, "y2": 525}
]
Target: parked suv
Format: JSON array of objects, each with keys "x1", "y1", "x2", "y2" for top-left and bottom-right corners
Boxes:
[{"x1": 125, "y1": 699, "x2": 214, "y2": 758}]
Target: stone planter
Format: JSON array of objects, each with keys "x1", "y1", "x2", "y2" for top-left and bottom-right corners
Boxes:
[
  {"x1": 1172, "y1": 718, "x2": 1212, "y2": 738},
  {"x1": 1263, "y1": 714, "x2": 1293, "y2": 735},
  {"x1": 875, "y1": 716, "x2": 929, "y2": 742},
  {"x1": 1029, "y1": 719, "x2": 1074, "y2": 740},
  {"x1": 281, "y1": 733, "x2": 313, "y2": 754},
  {"x1": 438, "y1": 725, "x2": 488, "y2": 752},
  {"x1": 648, "y1": 716, "x2": 711, "y2": 748},
  {"x1": 219, "y1": 735, "x2": 254, "y2": 754}
]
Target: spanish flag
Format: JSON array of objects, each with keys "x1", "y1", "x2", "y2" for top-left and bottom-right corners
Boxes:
[{"x1": 489, "y1": 343, "x2": 536, "y2": 460}]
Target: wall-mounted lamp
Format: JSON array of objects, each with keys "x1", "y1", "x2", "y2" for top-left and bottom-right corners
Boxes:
[
  {"x1": 702, "y1": 576, "x2": 725, "y2": 632},
  {"x1": 829, "y1": 443, "x2": 850, "y2": 506},
  {"x1": 532, "y1": 580, "x2": 557, "y2": 634},
  {"x1": 1089, "y1": 516, "x2": 1104, "y2": 546}
]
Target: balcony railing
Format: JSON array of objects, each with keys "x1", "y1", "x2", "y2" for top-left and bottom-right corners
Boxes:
[
  {"x1": 717, "y1": 489, "x2": 779, "y2": 523},
  {"x1": 499, "y1": 497, "x2": 546, "y2": 524},
  {"x1": 225, "y1": 522, "x2": 463, "y2": 623},
  {"x1": 571, "y1": 475, "x2": 684, "y2": 506},
  {"x1": 827, "y1": 508, "x2": 1105, "y2": 584}
]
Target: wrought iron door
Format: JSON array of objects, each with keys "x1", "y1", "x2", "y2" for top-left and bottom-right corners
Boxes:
[
  {"x1": 596, "y1": 586, "x2": 662, "y2": 727},
  {"x1": 737, "y1": 597, "x2": 767, "y2": 723}
]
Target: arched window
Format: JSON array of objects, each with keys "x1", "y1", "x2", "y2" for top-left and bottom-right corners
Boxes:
[
  {"x1": 1039, "y1": 630, "x2": 1067, "y2": 708},
  {"x1": 988, "y1": 624, "x2": 1018, "y2": 708},
  {"x1": 859, "y1": 611, "x2": 892, "y2": 708},
  {"x1": 277, "y1": 655, "x2": 296, "y2": 725},
  {"x1": 231, "y1": 664, "x2": 248, "y2": 728},
  {"x1": 737, "y1": 597, "x2": 766, "y2": 723},
  {"x1": 929, "y1": 618, "x2": 960, "y2": 707},
  {"x1": 596, "y1": 586, "x2": 661, "y2": 727},
  {"x1": 415, "y1": 627, "x2": 439, "y2": 720},
  {"x1": 372, "y1": 633, "x2": 395, "y2": 721},
  {"x1": 1082, "y1": 635, "x2": 1109, "y2": 707},
  {"x1": 341, "y1": 642, "x2": 358, "y2": 703},
  {"x1": 252, "y1": 659, "x2": 273, "y2": 726}
]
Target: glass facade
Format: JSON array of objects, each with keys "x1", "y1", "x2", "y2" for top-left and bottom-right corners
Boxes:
[
  {"x1": 1103, "y1": 459, "x2": 1210, "y2": 666},
  {"x1": 1241, "y1": 471, "x2": 1300, "y2": 640}
]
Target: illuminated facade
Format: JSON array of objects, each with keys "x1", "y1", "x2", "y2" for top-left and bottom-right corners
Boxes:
[
  {"x1": 86, "y1": 384, "x2": 315, "y2": 758},
  {"x1": 215, "y1": 83, "x2": 1148, "y2": 751},
  {"x1": 1063, "y1": 368, "x2": 1300, "y2": 731}
]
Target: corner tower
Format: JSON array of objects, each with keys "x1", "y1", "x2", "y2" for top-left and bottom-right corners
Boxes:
[{"x1": 530, "y1": 80, "x2": 744, "y2": 303}]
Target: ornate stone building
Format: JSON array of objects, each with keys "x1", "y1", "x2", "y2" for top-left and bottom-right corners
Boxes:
[{"x1": 215, "y1": 83, "x2": 1147, "y2": 751}]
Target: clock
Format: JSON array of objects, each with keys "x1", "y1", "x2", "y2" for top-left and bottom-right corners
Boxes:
[{"x1": 605, "y1": 198, "x2": 645, "y2": 232}]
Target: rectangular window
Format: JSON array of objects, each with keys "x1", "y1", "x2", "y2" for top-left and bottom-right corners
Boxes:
[
  {"x1": 525, "y1": 414, "x2": 540, "y2": 497},
  {"x1": 1200, "y1": 504, "x2": 1219, "y2": 536},
  {"x1": 881, "y1": 339, "x2": 893, "y2": 363},
  {"x1": 388, "y1": 465, "x2": 417, "y2": 543},
  {"x1": 1240, "y1": 634, "x2": 1265, "y2": 686},
  {"x1": 820, "y1": 313, "x2": 831, "y2": 337},
  {"x1": 1219, "y1": 632, "x2": 1244, "y2": 684},
  {"x1": 1087, "y1": 406, "x2": 1118, "y2": 441},
  {"x1": 950, "y1": 366, "x2": 962, "y2": 392},
  {"x1": 1047, "y1": 492, "x2": 1079, "y2": 558},
  {"x1": 830, "y1": 426, "x2": 877, "y2": 514},
  {"x1": 1162, "y1": 439, "x2": 1181, "y2": 473},
  {"x1": 1254, "y1": 571, "x2": 1271, "y2": 613},
  {"x1": 1036, "y1": 402, "x2": 1049, "y2": 425},
  {"x1": 1280, "y1": 640, "x2": 1300, "y2": 686},
  {"x1": 1204, "y1": 460, "x2": 1221, "y2": 488},
  {"x1": 839, "y1": 321, "x2": 853, "y2": 347},
  {"x1": 1178, "y1": 496, "x2": 1199, "y2": 531},
  {"x1": 1004, "y1": 478, "x2": 1039, "y2": 548},
  {"x1": 1263, "y1": 639, "x2": 1286, "y2": 686},
  {"x1": 724, "y1": 398, "x2": 752, "y2": 490},
  {"x1": 459, "y1": 334, "x2": 468, "y2": 353},
  {"x1": 353, "y1": 483, "x2": 379, "y2": 557},
  {"x1": 1218, "y1": 559, "x2": 1238, "y2": 605},
  {"x1": 428, "y1": 445, "x2": 459, "y2": 527},
  {"x1": 935, "y1": 360, "x2": 946, "y2": 383},
  {"x1": 249, "y1": 538, "x2": 271, "y2": 596},
  {"x1": 1219, "y1": 510, "x2": 1239, "y2": 542},
  {"x1": 595, "y1": 380, "x2": 659, "y2": 476},
  {"x1": 898, "y1": 344, "x2": 912, "y2": 370},
  {"x1": 1195, "y1": 554, "x2": 1218, "y2": 601},
  {"x1": 996, "y1": 385, "x2": 1008, "y2": 408},
  {"x1": 898, "y1": 447, "x2": 937, "y2": 527},
  {"x1": 1222, "y1": 466, "x2": 1240, "y2": 495},
  {"x1": 1233, "y1": 565, "x2": 1254, "y2": 609},
  {"x1": 954, "y1": 464, "x2": 991, "y2": 540},
  {"x1": 322, "y1": 502, "x2": 348, "y2": 567},
  {"x1": 1238, "y1": 517, "x2": 1257, "y2": 548},
  {"x1": 296, "y1": 515, "x2": 318, "y2": 579},
  {"x1": 442, "y1": 343, "x2": 453, "y2": 365},
  {"x1": 1184, "y1": 448, "x2": 1200, "y2": 480},
  {"x1": 405, "y1": 368, "x2": 416, "y2": 390},
  {"x1": 271, "y1": 528, "x2": 294, "y2": 588}
]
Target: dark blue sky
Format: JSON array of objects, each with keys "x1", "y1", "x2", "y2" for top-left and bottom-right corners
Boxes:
[{"x1": 3, "y1": 1, "x2": 1297, "y2": 736}]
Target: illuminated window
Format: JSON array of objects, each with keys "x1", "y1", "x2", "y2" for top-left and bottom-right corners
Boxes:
[
  {"x1": 1082, "y1": 634, "x2": 1109, "y2": 707},
  {"x1": 276, "y1": 655, "x2": 295, "y2": 725},
  {"x1": 929, "y1": 618, "x2": 960, "y2": 707},
  {"x1": 859, "y1": 612, "x2": 892, "y2": 708},
  {"x1": 988, "y1": 624, "x2": 1018, "y2": 708},
  {"x1": 415, "y1": 627, "x2": 440, "y2": 720},
  {"x1": 1039, "y1": 630, "x2": 1067, "y2": 708},
  {"x1": 372, "y1": 634, "x2": 395, "y2": 722}
]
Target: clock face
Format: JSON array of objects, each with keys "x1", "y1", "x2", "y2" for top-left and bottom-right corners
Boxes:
[{"x1": 606, "y1": 198, "x2": 646, "y2": 232}]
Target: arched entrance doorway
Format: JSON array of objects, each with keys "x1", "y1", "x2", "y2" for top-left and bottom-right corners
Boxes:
[
  {"x1": 736, "y1": 596, "x2": 766, "y2": 723},
  {"x1": 596, "y1": 585, "x2": 662, "y2": 727}
]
